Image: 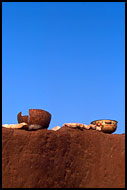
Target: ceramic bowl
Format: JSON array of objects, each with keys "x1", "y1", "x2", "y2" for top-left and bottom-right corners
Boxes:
[{"x1": 90, "y1": 119, "x2": 117, "y2": 133}]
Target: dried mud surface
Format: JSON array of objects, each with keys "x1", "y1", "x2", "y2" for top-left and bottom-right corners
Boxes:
[{"x1": 2, "y1": 127, "x2": 125, "y2": 188}]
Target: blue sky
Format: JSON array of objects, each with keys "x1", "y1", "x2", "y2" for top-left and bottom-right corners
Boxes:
[{"x1": 2, "y1": 2, "x2": 125, "y2": 134}]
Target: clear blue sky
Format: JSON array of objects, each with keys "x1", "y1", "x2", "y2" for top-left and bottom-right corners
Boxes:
[{"x1": 2, "y1": 2, "x2": 125, "y2": 134}]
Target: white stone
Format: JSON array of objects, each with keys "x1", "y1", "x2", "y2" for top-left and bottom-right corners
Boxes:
[
  {"x1": 89, "y1": 124, "x2": 96, "y2": 130},
  {"x1": 62, "y1": 123, "x2": 83, "y2": 128},
  {"x1": 62, "y1": 123, "x2": 91, "y2": 130},
  {"x1": 96, "y1": 126, "x2": 101, "y2": 131},
  {"x1": 27, "y1": 124, "x2": 42, "y2": 131},
  {"x1": 2, "y1": 122, "x2": 28, "y2": 129},
  {"x1": 52, "y1": 126, "x2": 61, "y2": 131},
  {"x1": 83, "y1": 124, "x2": 91, "y2": 129}
]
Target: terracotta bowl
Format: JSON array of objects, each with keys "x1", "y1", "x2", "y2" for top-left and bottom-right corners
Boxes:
[
  {"x1": 17, "y1": 109, "x2": 51, "y2": 129},
  {"x1": 90, "y1": 119, "x2": 117, "y2": 133}
]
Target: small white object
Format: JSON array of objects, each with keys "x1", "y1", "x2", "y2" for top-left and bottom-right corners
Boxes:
[
  {"x1": 62, "y1": 123, "x2": 78, "y2": 128},
  {"x1": 28, "y1": 124, "x2": 42, "y2": 131},
  {"x1": 2, "y1": 122, "x2": 28, "y2": 129},
  {"x1": 96, "y1": 126, "x2": 101, "y2": 131},
  {"x1": 89, "y1": 124, "x2": 96, "y2": 130},
  {"x1": 52, "y1": 126, "x2": 61, "y2": 131},
  {"x1": 83, "y1": 124, "x2": 91, "y2": 130}
]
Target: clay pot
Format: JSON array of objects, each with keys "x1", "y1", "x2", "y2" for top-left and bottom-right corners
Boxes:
[
  {"x1": 91, "y1": 119, "x2": 117, "y2": 133},
  {"x1": 17, "y1": 109, "x2": 51, "y2": 129}
]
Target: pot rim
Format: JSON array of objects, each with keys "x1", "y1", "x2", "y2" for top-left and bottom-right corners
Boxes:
[
  {"x1": 29, "y1": 109, "x2": 51, "y2": 115},
  {"x1": 91, "y1": 119, "x2": 118, "y2": 123}
]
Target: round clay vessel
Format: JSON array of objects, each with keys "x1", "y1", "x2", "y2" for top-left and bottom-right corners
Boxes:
[
  {"x1": 90, "y1": 119, "x2": 117, "y2": 133},
  {"x1": 17, "y1": 109, "x2": 51, "y2": 129}
]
